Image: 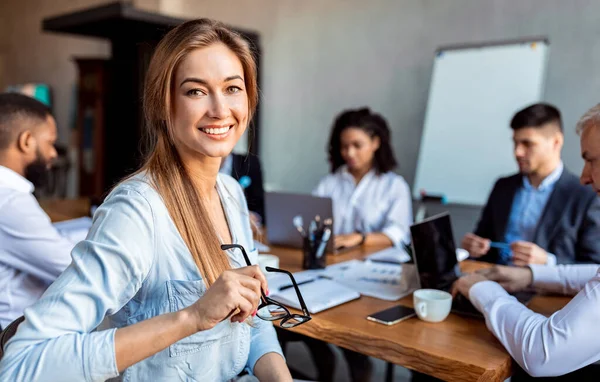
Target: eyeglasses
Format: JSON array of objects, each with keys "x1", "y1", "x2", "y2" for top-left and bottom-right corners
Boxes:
[{"x1": 221, "y1": 244, "x2": 311, "y2": 328}]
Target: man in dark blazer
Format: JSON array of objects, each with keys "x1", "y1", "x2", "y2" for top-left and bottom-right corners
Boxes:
[
  {"x1": 220, "y1": 152, "x2": 266, "y2": 225},
  {"x1": 462, "y1": 103, "x2": 600, "y2": 265}
]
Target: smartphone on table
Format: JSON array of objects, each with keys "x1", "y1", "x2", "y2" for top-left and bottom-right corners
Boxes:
[{"x1": 367, "y1": 305, "x2": 416, "y2": 326}]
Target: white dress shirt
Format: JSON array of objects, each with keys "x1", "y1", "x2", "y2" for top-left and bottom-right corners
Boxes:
[
  {"x1": 469, "y1": 264, "x2": 600, "y2": 377},
  {"x1": 0, "y1": 165, "x2": 75, "y2": 328},
  {"x1": 313, "y1": 166, "x2": 413, "y2": 247}
]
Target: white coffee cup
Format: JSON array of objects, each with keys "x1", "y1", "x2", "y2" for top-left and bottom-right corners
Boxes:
[
  {"x1": 413, "y1": 289, "x2": 452, "y2": 323},
  {"x1": 456, "y1": 248, "x2": 469, "y2": 262},
  {"x1": 257, "y1": 254, "x2": 279, "y2": 274}
]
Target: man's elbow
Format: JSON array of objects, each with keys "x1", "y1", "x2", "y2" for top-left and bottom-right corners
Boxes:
[
  {"x1": 520, "y1": 356, "x2": 569, "y2": 378},
  {"x1": 522, "y1": 363, "x2": 550, "y2": 378}
]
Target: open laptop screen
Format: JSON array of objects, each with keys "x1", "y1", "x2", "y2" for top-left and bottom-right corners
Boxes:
[
  {"x1": 410, "y1": 213, "x2": 460, "y2": 291},
  {"x1": 264, "y1": 192, "x2": 334, "y2": 250}
]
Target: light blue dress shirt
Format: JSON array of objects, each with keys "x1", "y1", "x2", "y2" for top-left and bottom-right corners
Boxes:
[
  {"x1": 501, "y1": 162, "x2": 563, "y2": 265},
  {"x1": 0, "y1": 172, "x2": 283, "y2": 381},
  {"x1": 313, "y1": 166, "x2": 413, "y2": 247}
]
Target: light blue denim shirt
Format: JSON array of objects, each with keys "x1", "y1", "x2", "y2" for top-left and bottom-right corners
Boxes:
[{"x1": 0, "y1": 172, "x2": 283, "y2": 381}]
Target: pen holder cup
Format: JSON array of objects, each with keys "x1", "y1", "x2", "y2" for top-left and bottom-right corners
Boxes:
[{"x1": 302, "y1": 237, "x2": 328, "y2": 270}]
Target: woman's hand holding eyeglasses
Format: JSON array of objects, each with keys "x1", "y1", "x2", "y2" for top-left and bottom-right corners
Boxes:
[{"x1": 188, "y1": 265, "x2": 268, "y2": 332}]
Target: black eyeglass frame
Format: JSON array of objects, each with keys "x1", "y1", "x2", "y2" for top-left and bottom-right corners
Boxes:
[{"x1": 221, "y1": 244, "x2": 311, "y2": 328}]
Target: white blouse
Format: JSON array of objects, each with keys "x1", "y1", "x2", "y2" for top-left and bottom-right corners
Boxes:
[{"x1": 313, "y1": 166, "x2": 413, "y2": 247}]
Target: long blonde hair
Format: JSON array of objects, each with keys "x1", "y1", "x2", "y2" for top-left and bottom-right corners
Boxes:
[{"x1": 138, "y1": 19, "x2": 258, "y2": 286}]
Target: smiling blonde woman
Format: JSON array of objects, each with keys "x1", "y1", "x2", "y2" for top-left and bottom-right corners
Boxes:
[{"x1": 0, "y1": 19, "x2": 291, "y2": 382}]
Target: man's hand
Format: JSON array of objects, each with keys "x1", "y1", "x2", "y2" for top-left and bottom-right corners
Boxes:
[
  {"x1": 510, "y1": 241, "x2": 548, "y2": 265},
  {"x1": 476, "y1": 265, "x2": 533, "y2": 293},
  {"x1": 451, "y1": 273, "x2": 488, "y2": 298},
  {"x1": 461, "y1": 233, "x2": 491, "y2": 258}
]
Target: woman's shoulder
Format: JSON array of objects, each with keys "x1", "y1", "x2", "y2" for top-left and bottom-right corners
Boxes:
[
  {"x1": 378, "y1": 171, "x2": 410, "y2": 190},
  {"x1": 313, "y1": 172, "x2": 341, "y2": 196},
  {"x1": 319, "y1": 170, "x2": 346, "y2": 187},
  {"x1": 105, "y1": 172, "x2": 163, "y2": 209}
]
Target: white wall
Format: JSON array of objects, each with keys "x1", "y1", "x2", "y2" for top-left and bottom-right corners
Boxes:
[
  {"x1": 3, "y1": 0, "x2": 599, "y2": 198},
  {"x1": 154, "y1": 0, "x2": 600, "y2": 194}
]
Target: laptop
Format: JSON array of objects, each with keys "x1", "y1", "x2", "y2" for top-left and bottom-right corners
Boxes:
[
  {"x1": 409, "y1": 212, "x2": 533, "y2": 319},
  {"x1": 264, "y1": 192, "x2": 358, "y2": 253}
]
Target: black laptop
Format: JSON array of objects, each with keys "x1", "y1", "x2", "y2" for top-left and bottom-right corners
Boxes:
[{"x1": 409, "y1": 212, "x2": 533, "y2": 319}]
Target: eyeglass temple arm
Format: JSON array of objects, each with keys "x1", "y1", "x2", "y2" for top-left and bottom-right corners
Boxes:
[
  {"x1": 220, "y1": 244, "x2": 269, "y2": 302},
  {"x1": 220, "y1": 244, "x2": 250, "y2": 263},
  {"x1": 265, "y1": 266, "x2": 310, "y2": 317}
]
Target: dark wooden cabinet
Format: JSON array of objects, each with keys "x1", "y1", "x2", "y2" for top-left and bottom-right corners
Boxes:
[
  {"x1": 73, "y1": 59, "x2": 108, "y2": 197},
  {"x1": 43, "y1": 2, "x2": 261, "y2": 196}
]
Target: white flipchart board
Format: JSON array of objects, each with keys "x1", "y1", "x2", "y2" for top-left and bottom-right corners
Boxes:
[{"x1": 413, "y1": 39, "x2": 549, "y2": 205}]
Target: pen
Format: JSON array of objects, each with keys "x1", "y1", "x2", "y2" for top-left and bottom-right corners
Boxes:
[
  {"x1": 314, "y1": 227, "x2": 331, "y2": 260},
  {"x1": 293, "y1": 215, "x2": 306, "y2": 238},
  {"x1": 366, "y1": 258, "x2": 403, "y2": 265},
  {"x1": 315, "y1": 215, "x2": 321, "y2": 233},
  {"x1": 490, "y1": 242, "x2": 510, "y2": 250},
  {"x1": 279, "y1": 278, "x2": 314, "y2": 291},
  {"x1": 309, "y1": 220, "x2": 317, "y2": 242}
]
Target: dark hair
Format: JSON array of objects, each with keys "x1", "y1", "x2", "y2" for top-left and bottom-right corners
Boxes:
[
  {"x1": 510, "y1": 103, "x2": 562, "y2": 132},
  {"x1": 0, "y1": 93, "x2": 51, "y2": 149},
  {"x1": 327, "y1": 107, "x2": 398, "y2": 174}
]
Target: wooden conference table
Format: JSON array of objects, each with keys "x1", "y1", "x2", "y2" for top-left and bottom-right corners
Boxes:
[
  {"x1": 271, "y1": 245, "x2": 569, "y2": 382},
  {"x1": 41, "y1": 198, "x2": 569, "y2": 381},
  {"x1": 39, "y1": 198, "x2": 91, "y2": 223}
]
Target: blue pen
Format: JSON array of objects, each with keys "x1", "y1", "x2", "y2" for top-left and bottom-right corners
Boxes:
[
  {"x1": 308, "y1": 220, "x2": 317, "y2": 242},
  {"x1": 490, "y1": 242, "x2": 510, "y2": 250}
]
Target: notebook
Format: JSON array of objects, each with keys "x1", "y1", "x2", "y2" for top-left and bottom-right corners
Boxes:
[
  {"x1": 267, "y1": 271, "x2": 360, "y2": 314},
  {"x1": 324, "y1": 260, "x2": 416, "y2": 301}
]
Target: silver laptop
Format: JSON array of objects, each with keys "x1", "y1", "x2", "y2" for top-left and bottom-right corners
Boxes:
[{"x1": 265, "y1": 192, "x2": 354, "y2": 253}]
